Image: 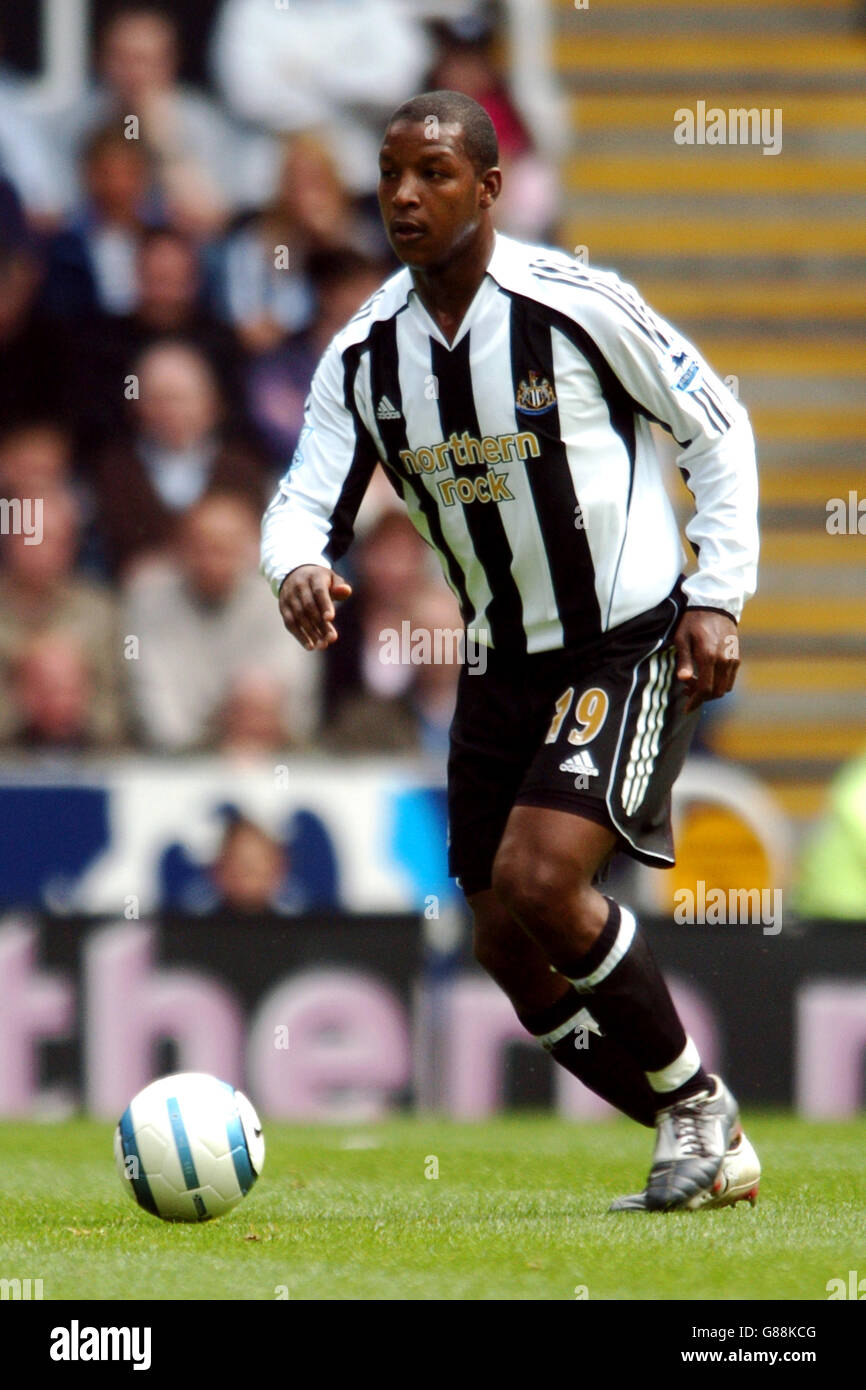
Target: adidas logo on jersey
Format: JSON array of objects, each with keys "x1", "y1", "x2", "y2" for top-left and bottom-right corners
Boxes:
[
  {"x1": 559, "y1": 750, "x2": 599, "y2": 777},
  {"x1": 376, "y1": 395, "x2": 402, "y2": 421}
]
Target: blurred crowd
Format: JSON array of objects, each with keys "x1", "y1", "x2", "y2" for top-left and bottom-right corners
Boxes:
[{"x1": 0, "y1": 2, "x2": 560, "y2": 760}]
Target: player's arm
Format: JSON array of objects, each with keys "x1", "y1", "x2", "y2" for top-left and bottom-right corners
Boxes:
[
  {"x1": 260, "y1": 339, "x2": 379, "y2": 650},
  {"x1": 572, "y1": 276, "x2": 758, "y2": 709}
]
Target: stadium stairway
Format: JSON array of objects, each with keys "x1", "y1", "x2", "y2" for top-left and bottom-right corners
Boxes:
[{"x1": 551, "y1": 0, "x2": 866, "y2": 837}]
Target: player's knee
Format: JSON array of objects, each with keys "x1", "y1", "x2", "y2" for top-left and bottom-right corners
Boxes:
[{"x1": 491, "y1": 846, "x2": 572, "y2": 931}]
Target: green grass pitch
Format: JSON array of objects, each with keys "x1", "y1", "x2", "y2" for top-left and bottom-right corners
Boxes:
[{"x1": 1, "y1": 1114, "x2": 863, "y2": 1301}]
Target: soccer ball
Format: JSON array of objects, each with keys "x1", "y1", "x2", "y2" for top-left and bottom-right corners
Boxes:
[{"x1": 114, "y1": 1072, "x2": 265, "y2": 1222}]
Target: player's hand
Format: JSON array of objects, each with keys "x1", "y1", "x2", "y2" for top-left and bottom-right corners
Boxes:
[
  {"x1": 278, "y1": 565, "x2": 352, "y2": 651},
  {"x1": 673, "y1": 610, "x2": 739, "y2": 713}
]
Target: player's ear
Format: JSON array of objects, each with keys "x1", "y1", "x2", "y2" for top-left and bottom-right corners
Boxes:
[{"x1": 479, "y1": 167, "x2": 502, "y2": 208}]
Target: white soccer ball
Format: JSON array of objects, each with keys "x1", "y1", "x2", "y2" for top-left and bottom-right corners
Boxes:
[{"x1": 114, "y1": 1072, "x2": 265, "y2": 1222}]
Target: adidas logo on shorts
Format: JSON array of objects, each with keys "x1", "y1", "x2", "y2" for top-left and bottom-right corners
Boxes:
[{"x1": 559, "y1": 750, "x2": 599, "y2": 777}]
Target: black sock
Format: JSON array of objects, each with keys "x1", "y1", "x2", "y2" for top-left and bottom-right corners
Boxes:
[
  {"x1": 520, "y1": 990, "x2": 658, "y2": 1127},
  {"x1": 564, "y1": 898, "x2": 711, "y2": 1109}
]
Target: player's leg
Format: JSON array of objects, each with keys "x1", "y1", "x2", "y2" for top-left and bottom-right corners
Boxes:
[
  {"x1": 471, "y1": 874, "x2": 757, "y2": 1205},
  {"x1": 469, "y1": 887, "x2": 658, "y2": 1126},
  {"x1": 448, "y1": 647, "x2": 663, "y2": 1129},
  {"x1": 491, "y1": 806, "x2": 709, "y2": 1100},
  {"x1": 491, "y1": 592, "x2": 746, "y2": 1209},
  {"x1": 447, "y1": 611, "x2": 738, "y2": 1202},
  {"x1": 491, "y1": 804, "x2": 739, "y2": 1210}
]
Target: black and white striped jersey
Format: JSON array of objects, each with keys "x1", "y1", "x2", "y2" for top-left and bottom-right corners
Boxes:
[{"x1": 261, "y1": 232, "x2": 758, "y2": 654}]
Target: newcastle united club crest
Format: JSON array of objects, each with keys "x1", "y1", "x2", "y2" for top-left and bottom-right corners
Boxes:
[{"x1": 515, "y1": 370, "x2": 557, "y2": 415}]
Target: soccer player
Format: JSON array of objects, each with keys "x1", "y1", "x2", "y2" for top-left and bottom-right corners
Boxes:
[{"x1": 261, "y1": 91, "x2": 761, "y2": 1211}]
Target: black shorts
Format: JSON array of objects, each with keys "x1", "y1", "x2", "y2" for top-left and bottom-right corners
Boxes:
[{"x1": 447, "y1": 582, "x2": 700, "y2": 896}]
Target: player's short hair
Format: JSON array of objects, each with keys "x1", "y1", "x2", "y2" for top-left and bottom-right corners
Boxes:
[{"x1": 385, "y1": 90, "x2": 499, "y2": 175}]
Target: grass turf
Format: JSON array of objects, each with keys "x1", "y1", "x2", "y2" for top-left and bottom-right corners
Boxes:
[{"x1": 0, "y1": 1114, "x2": 863, "y2": 1301}]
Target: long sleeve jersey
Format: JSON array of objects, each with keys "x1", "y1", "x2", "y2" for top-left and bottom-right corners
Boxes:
[{"x1": 261, "y1": 233, "x2": 758, "y2": 655}]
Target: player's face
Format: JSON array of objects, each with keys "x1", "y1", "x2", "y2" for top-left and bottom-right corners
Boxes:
[{"x1": 378, "y1": 121, "x2": 496, "y2": 269}]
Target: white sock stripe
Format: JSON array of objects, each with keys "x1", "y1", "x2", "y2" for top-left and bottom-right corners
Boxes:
[
  {"x1": 646, "y1": 1035, "x2": 702, "y2": 1093},
  {"x1": 534, "y1": 1005, "x2": 600, "y2": 1050},
  {"x1": 569, "y1": 905, "x2": 636, "y2": 994}
]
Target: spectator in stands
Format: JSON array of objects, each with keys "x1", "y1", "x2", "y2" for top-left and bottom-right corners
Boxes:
[
  {"x1": 207, "y1": 135, "x2": 381, "y2": 356},
  {"x1": 40, "y1": 126, "x2": 154, "y2": 319},
  {"x1": 0, "y1": 420, "x2": 71, "y2": 496},
  {"x1": 54, "y1": 4, "x2": 250, "y2": 234},
  {"x1": 321, "y1": 507, "x2": 436, "y2": 723},
  {"x1": 212, "y1": 0, "x2": 430, "y2": 199},
  {"x1": 0, "y1": 487, "x2": 124, "y2": 747},
  {"x1": 217, "y1": 670, "x2": 293, "y2": 758},
  {"x1": 71, "y1": 227, "x2": 248, "y2": 456},
  {"x1": 0, "y1": 420, "x2": 110, "y2": 577},
  {"x1": 208, "y1": 816, "x2": 291, "y2": 915},
  {"x1": 163, "y1": 810, "x2": 324, "y2": 915},
  {"x1": 245, "y1": 248, "x2": 387, "y2": 466},
  {"x1": 160, "y1": 803, "x2": 339, "y2": 913},
  {"x1": 325, "y1": 579, "x2": 462, "y2": 756},
  {"x1": 426, "y1": 15, "x2": 559, "y2": 241},
  {"x1": 94, "y1": 340, "x2": 265, "y2": 574},
  {"x1": 4, "y1": 634, "x2": 100, "y2": 752},
  {"x1": 404, "y1": 584, "x2": 463, "y2": 757},
  {"x1": 122, "y1": 488, "x2": 320, "y2": 752}
]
